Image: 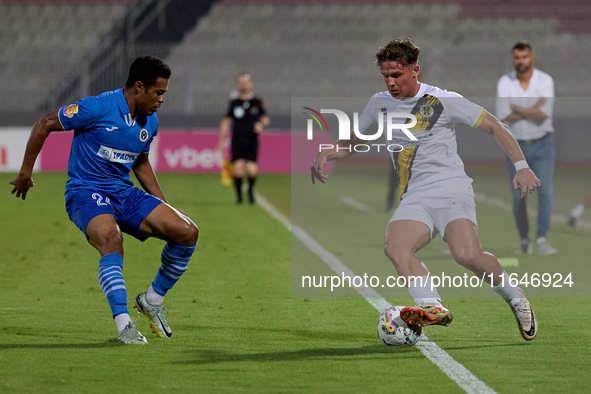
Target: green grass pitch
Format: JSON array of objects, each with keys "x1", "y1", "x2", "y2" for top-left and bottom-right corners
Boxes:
[{"x1": 1, "y1": 169, "x2": 590, "y2": 393}]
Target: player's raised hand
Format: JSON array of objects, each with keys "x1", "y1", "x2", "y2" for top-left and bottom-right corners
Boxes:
[
  {"x1": 512, "y1": 168, "x2": 541, "y2": 199},
  {"x1": 10, "y1": 174, "x2": 35, "y2": 200},
  {"x1": 311, "y1": 154, "x2": 329, "y2": 184}
]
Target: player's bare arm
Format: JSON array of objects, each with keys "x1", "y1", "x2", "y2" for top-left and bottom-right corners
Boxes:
[
  {"x1": 477, "y1": 111, "x2": 541, "y2": 198},
  {"x1": 218, "y1": 116, "x2": 232, "y2": 151},
  {"x1": 132, "y1": 153, "x2": 168, "y2": 203},
  {"x1": 311, "y1": 130, "x2": 364, "y2": 184},
  {"x1": 10, "y1": 110, "x2": 64, "y2": 200}
]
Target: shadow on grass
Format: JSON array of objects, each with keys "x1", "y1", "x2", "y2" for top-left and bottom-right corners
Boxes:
[
  {"x1": 175, "y1": 344, "x2": 425, "y2": 365},
  {"x1": 438, "y1": 342, "x2": 531, "y2": 351},
  {"x1": 0, "y1": 341, "x2": 123, "y2": 350},
  {"x1": 182, "y1": 324, "x2": 375, "y2": 342}
]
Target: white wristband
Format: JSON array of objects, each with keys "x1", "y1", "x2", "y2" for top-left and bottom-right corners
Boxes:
[{"x1": 514, "y1": 160, "x2": 529, "y2": 172}]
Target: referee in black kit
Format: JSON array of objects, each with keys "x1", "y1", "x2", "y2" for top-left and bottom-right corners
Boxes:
[{"x1": 219, "y1": 73, "x2": 270, "y2": 204}]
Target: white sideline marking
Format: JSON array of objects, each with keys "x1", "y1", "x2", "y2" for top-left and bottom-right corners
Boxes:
[
  {"x1": 341, "y1": 196, "x2": 374, "y2": 214},
  {"x1": 255, "y1": 192, "x2": 497, "y2": 394}
]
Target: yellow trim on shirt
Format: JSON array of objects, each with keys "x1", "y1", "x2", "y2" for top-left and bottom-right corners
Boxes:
[
  {"x1": 396, "y1": 145, "x2": 418, "y2": 196},
  {"x1": 473, "y1": 109, "x2": 487, "y2": 129}
]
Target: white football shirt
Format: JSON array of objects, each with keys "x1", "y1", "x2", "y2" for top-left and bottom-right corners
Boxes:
[{"x1": 358, "y1": 83, "x2": 486, "y2": 198}]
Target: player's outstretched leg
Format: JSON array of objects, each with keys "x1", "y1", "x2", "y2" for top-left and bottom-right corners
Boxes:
[
  {"x1": 483, "y1": 259, "x2": 538, "y2": 341},
  {"x1": 470, "y1": 256, "x2": 538, "y2": 340},
  {"x1": 444, "y1": 219, "x2": 536, "y2": 339},
  {"x1": 135, "y1": 243, "x2": 196, "y2": 338},
  {"x1": 568, "y1": 194, "x2": 591, "y2": 227},
  {"x1": 384, "y1": 221, "x2": 453, "y2": 328},
  {"x1": 99, "y1": 253, "x2": 147, "y2": 344}
]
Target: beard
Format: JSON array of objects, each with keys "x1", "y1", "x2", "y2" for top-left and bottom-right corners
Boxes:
[{"x1": 515, "y1": 64, "x2": 532, "y2": 73}]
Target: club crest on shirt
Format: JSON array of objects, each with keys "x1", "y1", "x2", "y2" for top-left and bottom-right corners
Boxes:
[
  {"x1": 233, "y1": 106, "x2": 245, "y2": 119},
  {"x1": 250, "y1": 106, "x2": 259, "y2": 116},
  {"x1": 419, "y1": 104, "x2": 434, "y2": 118},
  {"x1": 63, "y1": 104, "x2": 79, "y2": 118},
  {"x1": 139, "y1": 128, "x2": 149, "y2": 142}
]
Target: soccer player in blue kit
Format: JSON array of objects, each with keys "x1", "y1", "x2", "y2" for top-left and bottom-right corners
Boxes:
[{"x1": 10, "y1": 56, "x2": 198, "y2": 344}]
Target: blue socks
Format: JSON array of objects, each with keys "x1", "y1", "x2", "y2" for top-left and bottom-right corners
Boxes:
[
  {"x1": 99, "y1": 253, "x2": 128, "y2": 318},
  {"x1": 151, "y1": 243, "x2": 196, "y2": 296},
  {"x1": 98, "y1": 244, "x2": 194, "y2": 320}
]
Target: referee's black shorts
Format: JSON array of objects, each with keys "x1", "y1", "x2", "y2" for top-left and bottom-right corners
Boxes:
[{"x1": 231, "y1": 139, "x2": 258, "y2": 163}]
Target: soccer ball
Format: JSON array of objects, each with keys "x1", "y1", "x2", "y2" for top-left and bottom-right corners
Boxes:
[{"x1": 377, "y1": 306, "x2": 422, "y2": 346}]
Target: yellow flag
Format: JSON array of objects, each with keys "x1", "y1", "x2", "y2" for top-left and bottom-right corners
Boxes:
[{"x1": 221, "y1": 159, "x2": 233, "y2": 187}]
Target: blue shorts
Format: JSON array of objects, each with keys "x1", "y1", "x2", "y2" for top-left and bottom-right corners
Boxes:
[{"x1": 65, "y1": 186, "x2": 163, "y2": 241}]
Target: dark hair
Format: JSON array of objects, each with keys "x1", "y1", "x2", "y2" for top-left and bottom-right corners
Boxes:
[
  {"x1": 375, "y1": 37, "x2": 420, "y2": 67},
  {"x1": 236, "y1": 72, "x2": 251, "y2": 81},
  {"x1": 125, "y1": 55, "x2": 171, "y2": 88},
  {"x1": 512, "y1": 42, "x2": 533, "y2": 53}
]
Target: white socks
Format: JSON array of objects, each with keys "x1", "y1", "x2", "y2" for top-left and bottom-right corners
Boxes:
[
  {"x1": 408, "y1": 275, "x2": 442, "y2": 306},
  {"x1": 115, "y1": 286, "x2": 163, "y2": 334},
  {"x1": 115, "y1": 313, "x2": 132, "y2": 334},
  {"x1": 491, "y1": 272, "x2": 521, "y2": 305},
  {"x1": 571, "y1": 203, "x2": 585, "y2": 219},
  {"x1": 407, "y1": 272, "x2": 522, "y2": 306},
  {"x1": 146, "y1": 284, "x2": 164, "y2": 306}
]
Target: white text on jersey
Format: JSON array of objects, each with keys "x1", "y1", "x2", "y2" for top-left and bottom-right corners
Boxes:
[{"x1": 97, "y1": 145, "x2": 140, "y2": 164}]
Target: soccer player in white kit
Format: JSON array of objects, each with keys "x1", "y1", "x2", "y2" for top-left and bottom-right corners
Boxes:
[{"x1": 311, "y1": 38, "x2": 539, "y2": 341}]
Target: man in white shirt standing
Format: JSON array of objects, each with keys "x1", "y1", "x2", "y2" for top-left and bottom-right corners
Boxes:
[{"x1": 496, "y1": 42, "x2": 557, "y2": 255}]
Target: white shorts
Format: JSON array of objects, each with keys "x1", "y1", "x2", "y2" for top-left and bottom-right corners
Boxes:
[{"x1": 388, "y1": 189, "x2": 478, "y2": 242}]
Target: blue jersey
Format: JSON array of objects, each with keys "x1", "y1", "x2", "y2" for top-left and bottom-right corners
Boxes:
[{"x1": 58, "y1": 89, "x2": 158, "y2": 193}]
